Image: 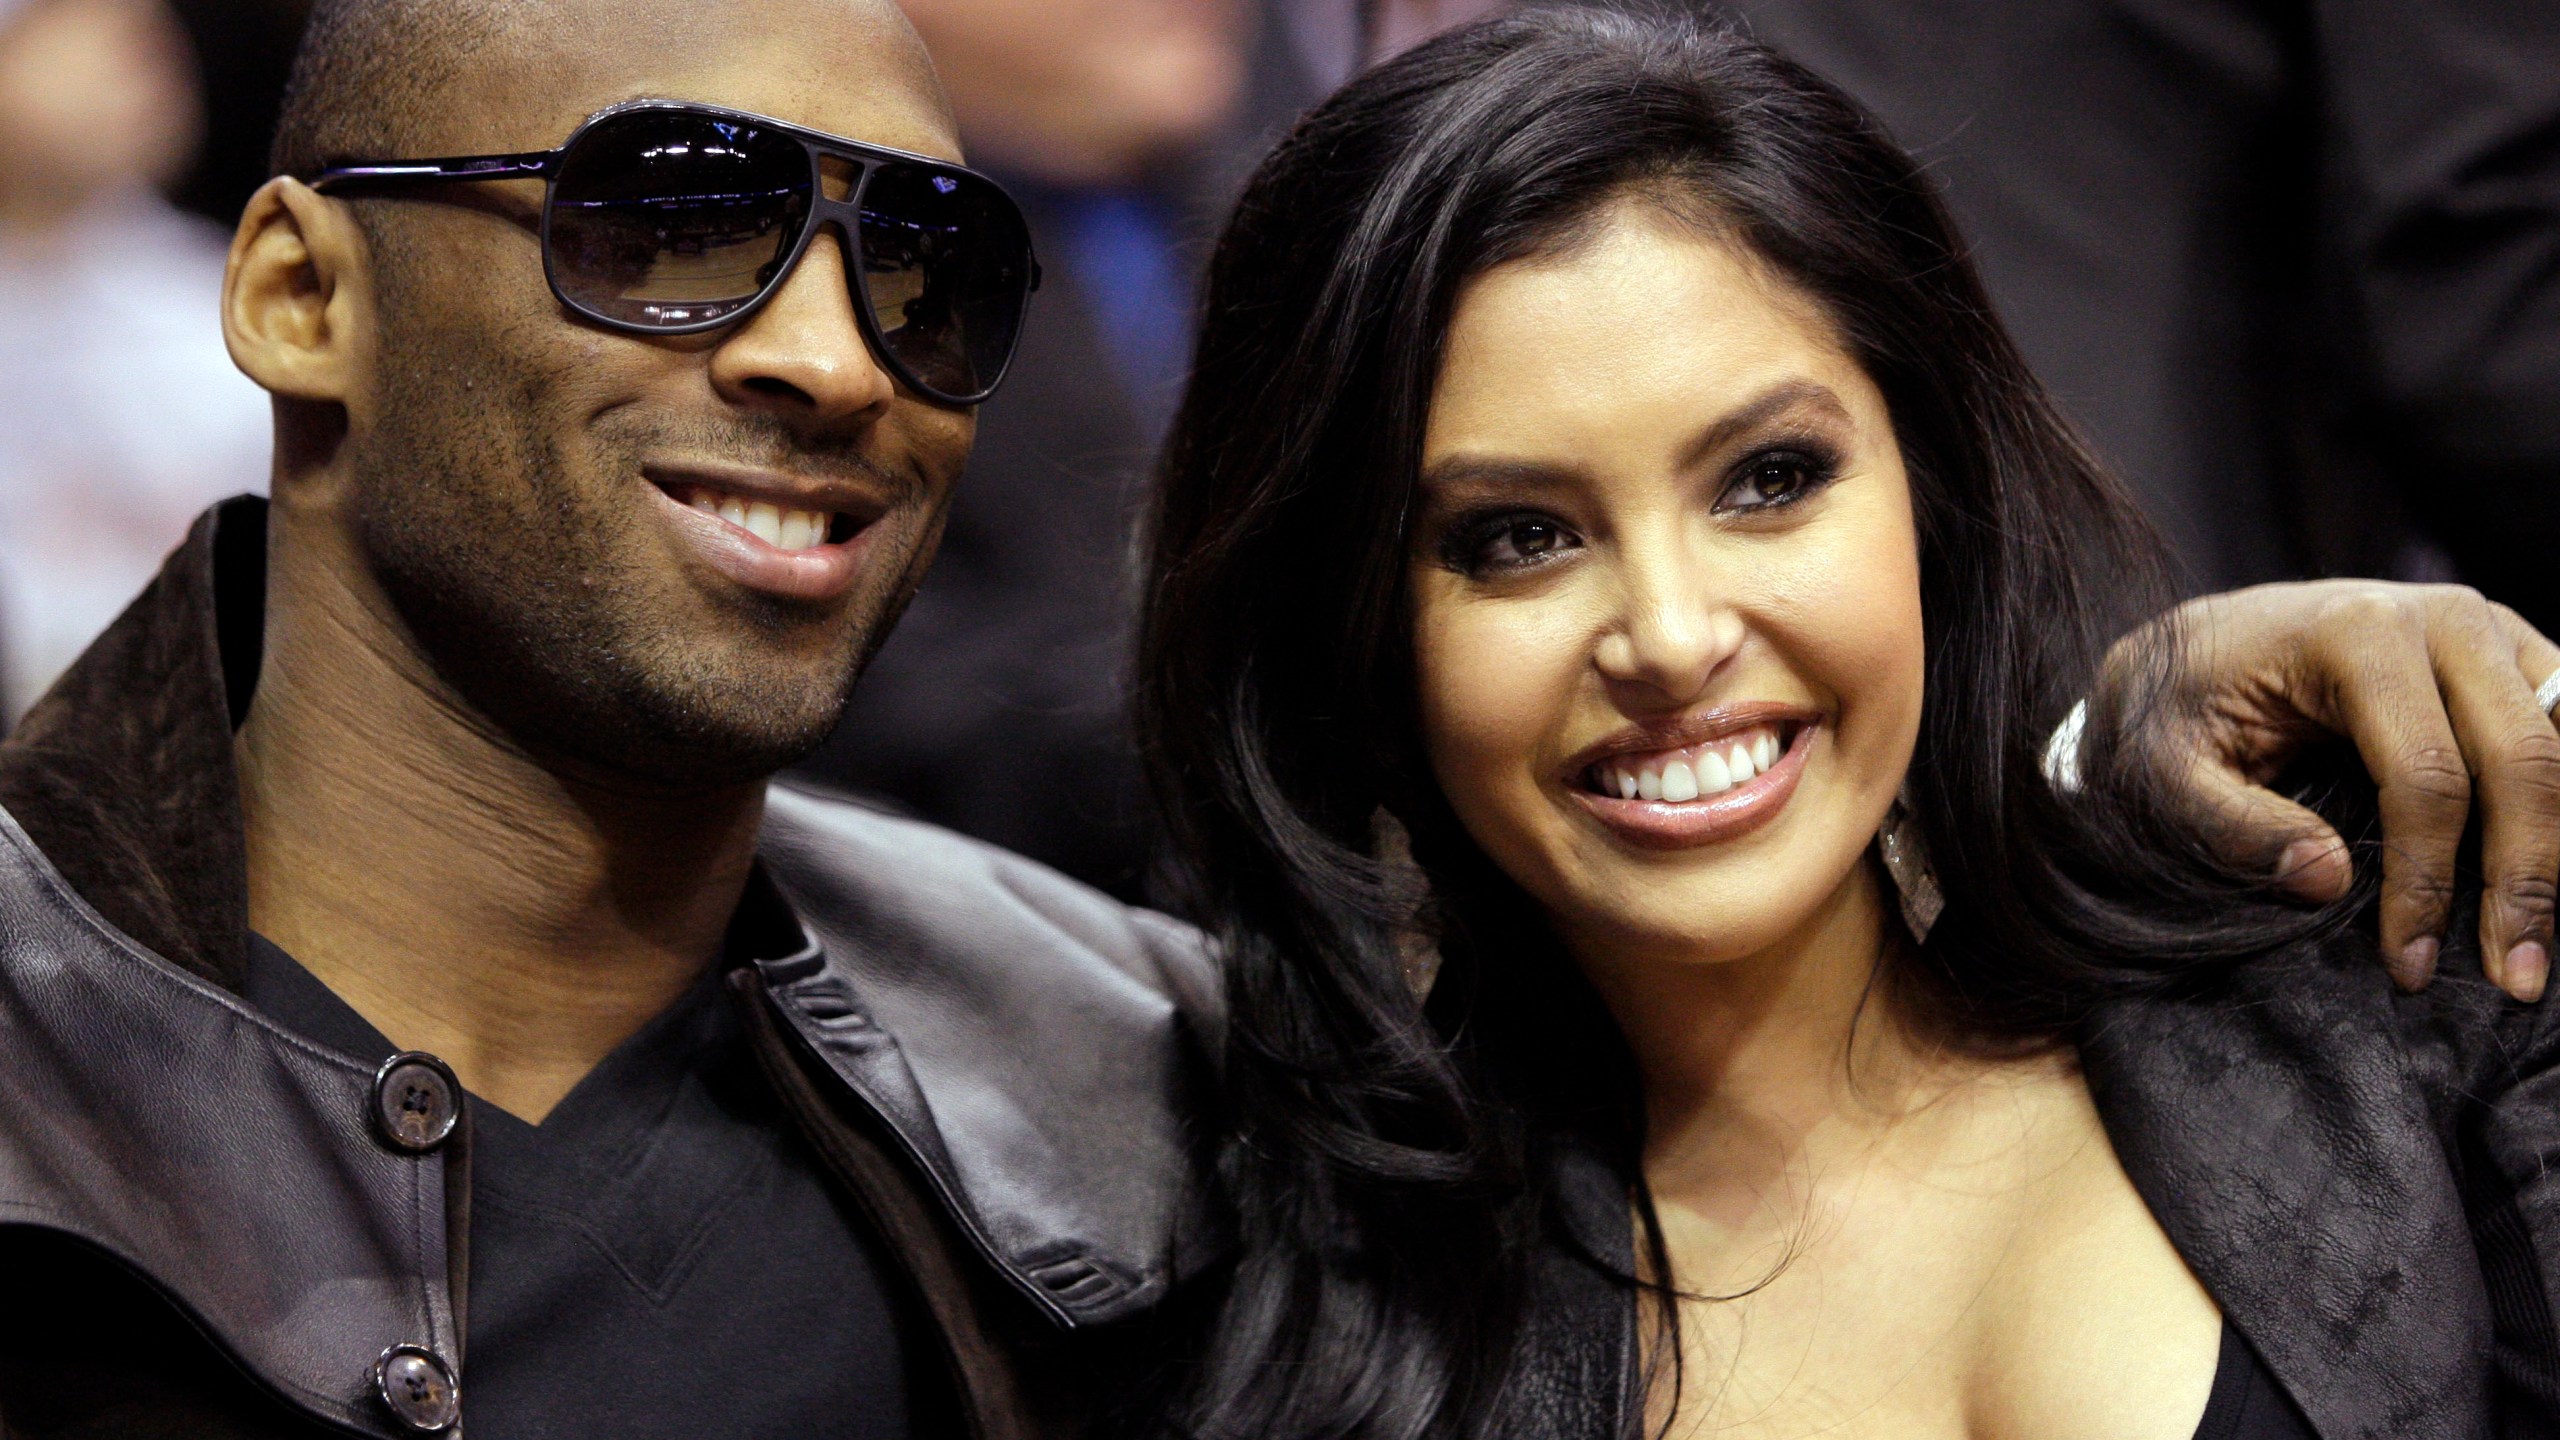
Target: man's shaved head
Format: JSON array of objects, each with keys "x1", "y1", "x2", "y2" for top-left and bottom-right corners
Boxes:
[
  {"x1": 269, "y1": 0, "x2": 515, "y2": 179},
  {"x1": 269, "y1": 0, "x2": 949, "y2": 179}
]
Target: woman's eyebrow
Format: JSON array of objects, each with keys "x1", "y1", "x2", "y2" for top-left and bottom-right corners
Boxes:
[
  {"x1": 1414, "y1": 455, "x2": 1588, "y2": 501},
  {"x1": 1676, "y1": 380, "x2": 1854, "y2": 469},
  {"x1": 1415, "y1": 383, "x2": 1852, "y2": 499}
]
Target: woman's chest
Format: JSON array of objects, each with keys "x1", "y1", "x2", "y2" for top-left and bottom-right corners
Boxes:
[{"x1": 1647, "y1": 1082, "x2": 2223, "y2": 1438}]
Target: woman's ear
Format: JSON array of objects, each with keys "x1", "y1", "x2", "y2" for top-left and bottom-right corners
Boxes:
[{"x1": 222, "y1": 177, "x2": 375, "y2": 405}]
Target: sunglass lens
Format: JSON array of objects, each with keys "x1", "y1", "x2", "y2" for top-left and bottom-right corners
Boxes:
[
  {"x1": 549, "y1": 110, "x2": 810, "y2": 328},
  {"x1": 856, "y1": 162, "x2": 1036, "y2": 402}
]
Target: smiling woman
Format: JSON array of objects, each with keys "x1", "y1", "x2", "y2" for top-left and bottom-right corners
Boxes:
[{"x1": 1136, "y1": 8, "x2": 2560, "y2": 1440}]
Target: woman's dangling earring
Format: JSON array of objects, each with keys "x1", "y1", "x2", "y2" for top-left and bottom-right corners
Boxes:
[
  {"x1": 1372, "y1": 808, "x2": 1445, "y2": 1001},
  {"x1": 1877, "y1": 787, "x2": 1943, "y2": 943}
]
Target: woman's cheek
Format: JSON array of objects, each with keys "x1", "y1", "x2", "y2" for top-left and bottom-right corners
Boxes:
[
  {"x1": 1412, "y1": 580, "x2": 1589, "y2": 861},
  {"x1": 1759, "y1": 493, "x2": 1925, "y2": 800}
]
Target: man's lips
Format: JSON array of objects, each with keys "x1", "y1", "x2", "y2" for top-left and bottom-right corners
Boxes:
[
  {"x1": 643, "y1": 462, "x2": 894, "y2": 603},
  {"x1": 644, "y1": 460, "x2": 896, "y2": 533}
]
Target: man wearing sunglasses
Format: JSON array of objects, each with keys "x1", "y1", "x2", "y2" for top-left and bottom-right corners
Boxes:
[
  {"x1": 2, "y1": 1, "x2": 2559, "y2": 1438},
  {"x1": 0, "y1": 2, "x2": 1198, "y2": 1438}
]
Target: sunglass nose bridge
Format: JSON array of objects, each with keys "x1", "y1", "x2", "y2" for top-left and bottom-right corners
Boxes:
[{"x1": 817, "y1": 155, "x2": 862, "y2": 203}]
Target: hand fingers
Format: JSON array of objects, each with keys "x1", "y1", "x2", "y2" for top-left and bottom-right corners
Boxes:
[
  {"x1": 2463, "y1": 605, "x2": 2560, "y2": 1001},
  {"x1": 2321, "y1": 633, "x2": 2471, "y2": 989},
  {"x1": 2185, "y1": 756, "x2": 2354, "y2": 903}
]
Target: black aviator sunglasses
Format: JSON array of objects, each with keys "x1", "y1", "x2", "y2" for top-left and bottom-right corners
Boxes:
[{"x1": 312, "y1": 99, "x2": 1041, "y2": 406}]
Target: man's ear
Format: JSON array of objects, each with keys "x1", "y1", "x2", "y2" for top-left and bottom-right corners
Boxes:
[{"x1": 223, "y1": 177, "x2": 376, "y2": 405}]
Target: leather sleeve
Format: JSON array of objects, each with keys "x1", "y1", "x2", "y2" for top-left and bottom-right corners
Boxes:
[{"x1": 2405, "y1": 960, "x2": 2560, "y2": 1433}]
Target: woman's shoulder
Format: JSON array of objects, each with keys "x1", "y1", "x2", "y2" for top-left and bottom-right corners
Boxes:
[
  {"x1": 2075, "y1": 927, "x2": 2559, "y2": 1435},
  {"x1": 2083, "y1": 925, "x2": 2560, "y2": 1117}
]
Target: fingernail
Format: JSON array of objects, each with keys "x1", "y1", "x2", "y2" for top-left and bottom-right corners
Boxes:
[
  {"x1": 2507, "y1": 942, "x2": 2549, "y2": 1003},
  {"x1": 2395, "y1": 936, "x2": 2440, "y2": 991},
  {"x1": 2275, "y1": 838, "x2": 2344, "y2": 898}
]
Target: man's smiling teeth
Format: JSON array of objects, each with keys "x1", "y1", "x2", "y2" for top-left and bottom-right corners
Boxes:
[
  {"x1": 680, "y1": 486, "x2": 835, "y2": 552},
  {"x1": 1592, "y1": 725, "x2": 1787, "y2": 803}
]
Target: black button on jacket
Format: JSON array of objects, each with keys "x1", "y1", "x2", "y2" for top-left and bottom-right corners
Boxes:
[{"x1": 0, "y1": 499, "x2": 1224, "y2": 1440}]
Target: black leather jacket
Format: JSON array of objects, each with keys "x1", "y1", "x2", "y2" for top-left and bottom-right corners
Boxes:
[
  {"x1": 0, "y1": 499, "x2": 1223, "y2": 1440},
  {"x1": 1498, "y1": 939, "x2": 2560, "y2": 1440}
]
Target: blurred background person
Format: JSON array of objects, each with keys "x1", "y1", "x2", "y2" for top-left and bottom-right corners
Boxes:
[
  {"x1": 0, "y1": 0, "x2": 266, "y2": 723},
  {"x1": 787, "y1": 0, "x2": 1325, "y2": 900},
  {"x1": 1285, "y1": 0, "x2": 1505, "y2": 76}
]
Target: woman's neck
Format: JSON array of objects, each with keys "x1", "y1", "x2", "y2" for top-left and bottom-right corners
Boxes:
[{"x1": 1579, "y1": 860, "x2": 1957, "y2": 1217}]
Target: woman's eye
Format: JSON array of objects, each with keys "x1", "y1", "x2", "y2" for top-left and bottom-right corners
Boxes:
[
  {"x1": 1720, "y1": 449, "x2": 1838, "y2": 512},
  {"x1": 1443, "y1": 513, "x2": 1581, "y2": 575}
]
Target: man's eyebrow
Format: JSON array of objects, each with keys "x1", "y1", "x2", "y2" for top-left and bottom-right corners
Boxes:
[{"x1": 1676, "y1": 380, "x2": 1854, "y2": 470}]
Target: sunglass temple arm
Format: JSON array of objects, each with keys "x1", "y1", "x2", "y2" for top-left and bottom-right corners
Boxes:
[{"x1": 309, "y1": 152, "x2": 562, "y2": 193}]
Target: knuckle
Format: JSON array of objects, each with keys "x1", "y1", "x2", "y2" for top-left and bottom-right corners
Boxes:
[
  {"x1": 2388, "y1": 861, "x2": 2460, "y2": 911},
  {"x1": 2385, "y1": 745, "x2": 2474, "y2": 809},
  {"x1": 2435, "y1": 585, "x2": 2503, "y2": 643},
  {"x1": 2325, "y1": 588, "x2": 2411, "y2": 633},
  {"x1": 2429, "y1": 582, "x2": 2490, "y2": 611},
  {"x1": 2495, "y1": 872, "x2": 2560, "y2": 916},
  {"x1": 2487, "y1": 732, "x2": 2560, "y2": 798}
]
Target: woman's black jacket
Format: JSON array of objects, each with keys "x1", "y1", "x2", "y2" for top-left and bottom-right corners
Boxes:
[{"x1": 1507, "y1": 939, "x2": 2560, "y2": 1440}]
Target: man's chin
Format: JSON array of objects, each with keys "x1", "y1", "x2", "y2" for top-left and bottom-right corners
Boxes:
[
  {"x1": 425, "y1": 625, "x2": 859, "y2": 793},
  {"x1": 510, "y1": 677, "x2": 853, "y2": 792},
  {"x1": 371, "y1": 534, "x2": 881, "y2": 793}
]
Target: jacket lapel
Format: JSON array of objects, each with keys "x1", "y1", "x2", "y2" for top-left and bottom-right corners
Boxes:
[
  {"x1": 751, "y1": 783, "x2": 1225, "y2": 1330},
  {"x1": 2080, "y1": 952, "x2": 2495, "y2": 1439}
]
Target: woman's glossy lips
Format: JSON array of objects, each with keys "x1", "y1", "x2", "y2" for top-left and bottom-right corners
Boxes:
[
  {"x1": 1565, "y1": 719, "x2": 1816, "y2": 849},
  {"x1": 646, "y1": 473, "x2": 881, "y2": 603}
]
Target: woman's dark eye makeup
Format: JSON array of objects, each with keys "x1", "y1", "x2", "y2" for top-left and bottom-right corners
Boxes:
[
  {"x1": 1432, "y1": 437, "x2": 1846, "y2": 577},
  {"x1": 1439, "y1": 510, "x2": 1579, "y2": 576},
  {"x1": 1717, "y1": 441, "x2": 1843, "y2": 513}
]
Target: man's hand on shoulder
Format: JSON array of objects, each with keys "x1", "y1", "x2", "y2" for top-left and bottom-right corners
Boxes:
[{"x1": 2119, "y1": 581, "x2": 2560, "y2": 1002}]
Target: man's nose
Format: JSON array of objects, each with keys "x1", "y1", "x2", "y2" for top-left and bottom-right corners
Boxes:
[{"x1": 707, "y1": 227, "x2": 896, "y2": 428}]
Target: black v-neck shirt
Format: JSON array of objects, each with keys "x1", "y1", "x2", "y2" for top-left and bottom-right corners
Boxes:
[
  {"x1": 244, "y1": 933, "x2": 919, "y2": 1440},
  {"x1": 2194, "y1": 1321, "x2": 2318, "y2": 1440}
]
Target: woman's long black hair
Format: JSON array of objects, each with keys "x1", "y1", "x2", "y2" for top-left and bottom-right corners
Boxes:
[{"x1": 1135, "y1": 9, "x2": 2359, "y2": 1437}]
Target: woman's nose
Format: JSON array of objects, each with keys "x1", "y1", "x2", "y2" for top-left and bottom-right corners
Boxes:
[{"x1": 1592, "y1": 559, "x2": 1745, "y2": 706}]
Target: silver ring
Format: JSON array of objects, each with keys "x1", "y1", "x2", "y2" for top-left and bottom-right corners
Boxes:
[
  {"x1": 2537, "y1": 665, "x2": 2560, "y2": 716},
  {"x1": 2041, "y1": 698, "x2": 2089, "y2": 796}
]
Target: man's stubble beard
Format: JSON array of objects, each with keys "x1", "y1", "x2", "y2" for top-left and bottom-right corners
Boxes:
[{"x1": 350, "y1": 312, "x2": 932, "y2": 790}]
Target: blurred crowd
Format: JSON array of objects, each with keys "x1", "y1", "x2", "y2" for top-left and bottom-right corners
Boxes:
[
  {"x1": 2, "y1": 0, "x2": 2554, "y2": 898},
  {"x1": 0, "y1": 0, "x2": 268, "y2": 718}
]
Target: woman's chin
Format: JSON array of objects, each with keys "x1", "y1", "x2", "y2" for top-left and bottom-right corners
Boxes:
[
  {"x1": 1549, "y1": 874, "x2": 1825, "y2": 969},
  {"x1": 1538, "y1": 823, "x2": 1895, "y2": 974}
]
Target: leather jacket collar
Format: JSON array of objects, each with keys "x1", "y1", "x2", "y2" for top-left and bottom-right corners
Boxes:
[
  {"x1": 0, "y1": 498, "x2": 1221, "y2": 1435},
  {"x1": 0, "y1": 494, "x2": 265, "y2": 990}
]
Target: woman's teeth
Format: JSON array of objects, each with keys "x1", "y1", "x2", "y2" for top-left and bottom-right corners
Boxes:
[
  {"x1": 1592, "y1": 725, "x2": 1787, "y2": 803},
  {"x1": 680, "y1": 486, "x2": 835, "y2": 552}
]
